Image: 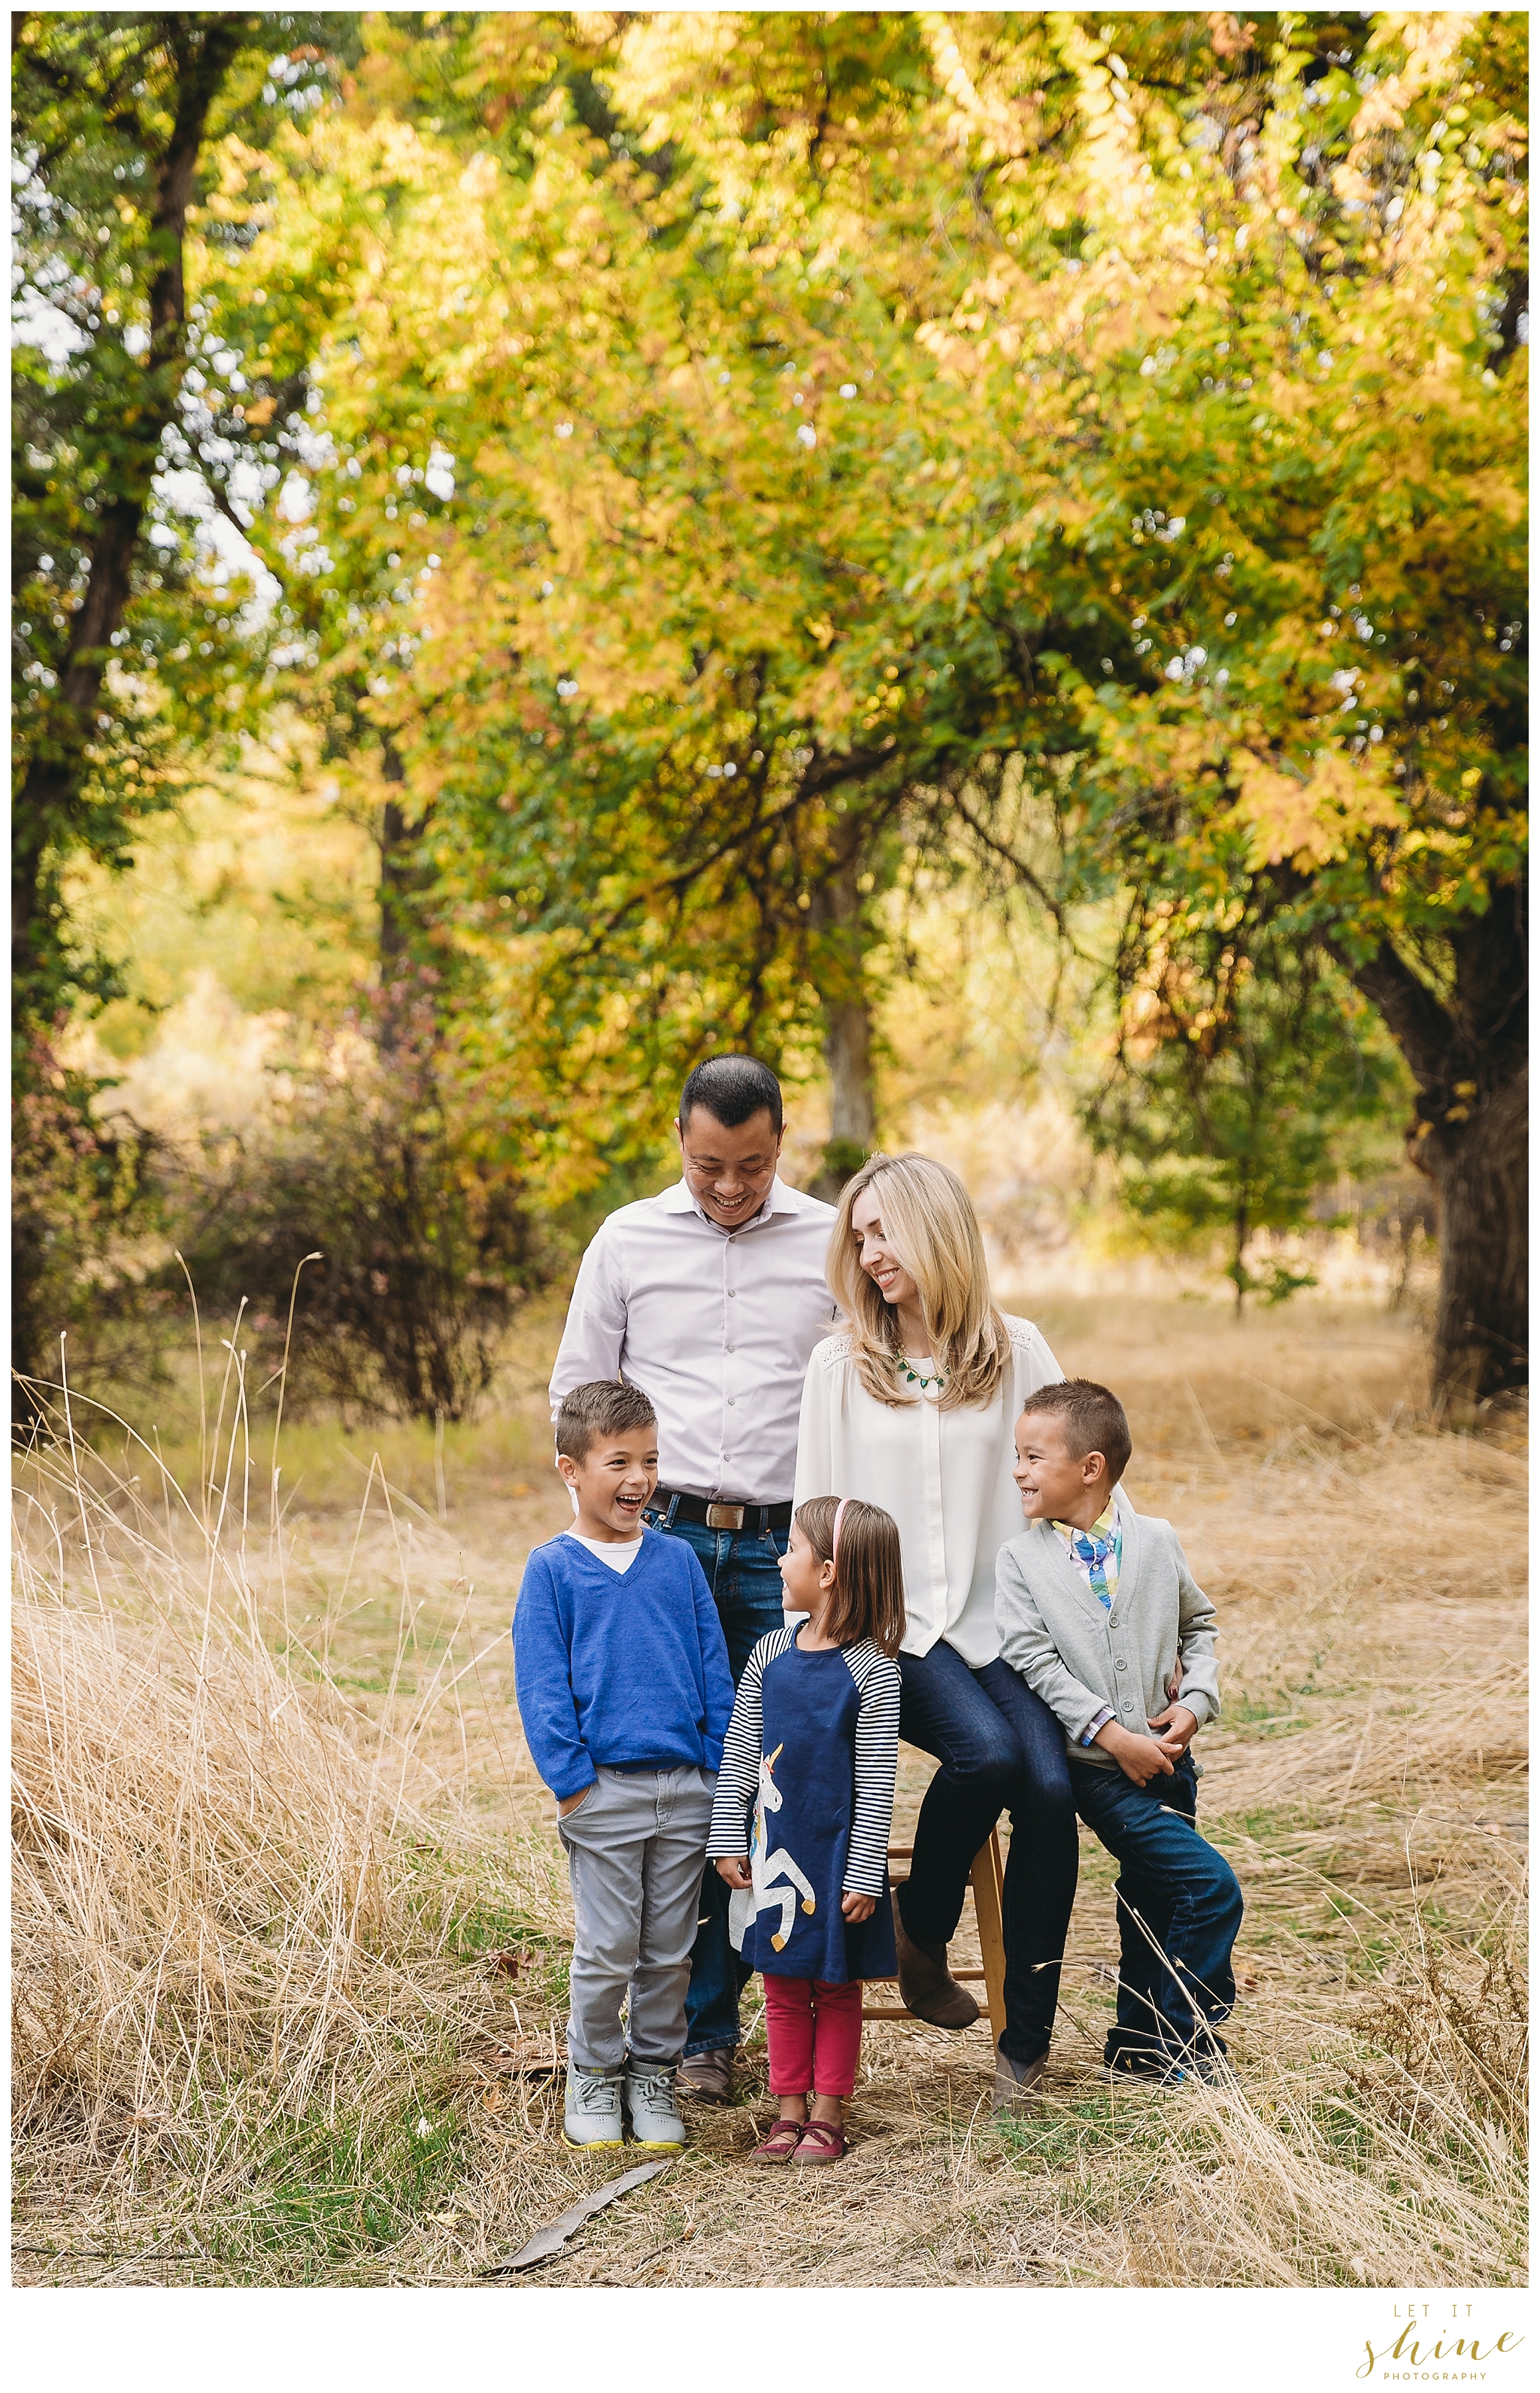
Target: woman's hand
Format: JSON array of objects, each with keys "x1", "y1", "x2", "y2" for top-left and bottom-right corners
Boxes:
[
  {"x1": 716, "y1": 1856, "x2": 753, "y2": 1889},
  {"x1": 840, "y1": 1891, "x2": 877, "y2": 1922}
]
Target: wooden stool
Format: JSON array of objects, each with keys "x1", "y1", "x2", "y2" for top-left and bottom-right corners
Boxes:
[{"x1": 862, "y1": 1830, "x2": 1007, "y2": 2044}]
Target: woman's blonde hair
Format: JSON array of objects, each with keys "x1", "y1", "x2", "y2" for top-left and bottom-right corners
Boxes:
[
  {"x1": 826, "y1": 1151, "x2": 1010, "y2": 1412},
  {"x1": 795, "y1": 1497, "x2": 905, "y2": 1657}
]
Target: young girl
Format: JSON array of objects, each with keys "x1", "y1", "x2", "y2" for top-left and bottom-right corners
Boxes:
[{"x1": 707, "y1": 1495, "x2": 904, "y2": 2165}]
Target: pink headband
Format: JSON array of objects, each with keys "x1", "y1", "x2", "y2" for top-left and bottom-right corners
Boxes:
[{"x1": 832, "y1": 1497, "x2": 851, "y2": 1567}]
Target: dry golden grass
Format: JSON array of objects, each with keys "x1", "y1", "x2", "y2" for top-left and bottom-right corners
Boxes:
[{"x1": 11, "y1": 1295, "x2": 1527, "y2": 2287}]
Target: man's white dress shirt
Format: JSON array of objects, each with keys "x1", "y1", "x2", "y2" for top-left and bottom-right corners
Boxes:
[
  {"x1": 793, "y1": 1316, "x2": 1064, "y2": 1665},
  {"x1": 549, "y1": 1175, "x2": 838, "y2": 1505}
]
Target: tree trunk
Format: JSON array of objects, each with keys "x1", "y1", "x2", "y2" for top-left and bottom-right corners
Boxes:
[
  {"x1": 11, "y1": 17, "x2": 246, "y2": 1414},
  {"x1": 822, "y1": 982, "x2": 877, "y2": 1149},
  {"x1": 377, "y1": 735, "x2": 438, "y2": 1057},
  {"x1": 1416, "y1": 1062, "x2": 1527, "y2": 1413},
  {"x1": 379, "y1": 735, "x2": 411, "y2": 1054},
  {"x1": 1344, "y1": 887, "x2": 1527, "y2": 1411},
  {"x1": 1230, "y1": 1190, "x2": 1250, "y2": 1316},
  {"x1": 13, "y1": 17, "x2": 247, "y2": 1009},
  {"x1": 808, "y1": 855, "x2": 878, "y2": 1202},
  {"x1": 380, "y1": 790, "x2": 412, "y2": 970}
]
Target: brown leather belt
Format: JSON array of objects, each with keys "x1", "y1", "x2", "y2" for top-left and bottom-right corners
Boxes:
[{"x1": 647, "y1": 1488, "x2": 794, "y2": 1535}]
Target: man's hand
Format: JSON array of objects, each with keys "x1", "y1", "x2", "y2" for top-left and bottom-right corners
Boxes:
[
  {"x1": 557, "y1": 1786, "x2": 593, "y2": 1818},
  {"x1": 715, "y1": 1856, "x2": 753, "y2": 1889},
  {"x1": 1093, "y1": 1721, "x2": 1175, "y2": 1786},
  {"x1": 1147, "y1": 1700, "x2": 1199, "y2": 1757},
  {"x1": 841, "y1": 1891, "x2": 876, "y2": 1922}
]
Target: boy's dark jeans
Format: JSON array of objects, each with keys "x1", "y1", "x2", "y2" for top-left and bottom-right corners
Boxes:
[
  {"x1": 1069, "y1": 1751, "x2": 1243, "y2": 2073},
  {"x1": 896, "y1": 1644, "x2": 1078, "y2": 2067},
  {"x1": 642, "y1": 1505, "x2": 789, "y2": 2060}
]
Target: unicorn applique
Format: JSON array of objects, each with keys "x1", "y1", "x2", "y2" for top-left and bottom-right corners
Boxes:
[{"x1": 726, "y1": 1742, "x2": 817, "y2": 1954}]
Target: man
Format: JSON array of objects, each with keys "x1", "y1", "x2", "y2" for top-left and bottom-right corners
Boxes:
[{"x1": 548, "y1": 1054, "x2": 838, "y2": 2100}]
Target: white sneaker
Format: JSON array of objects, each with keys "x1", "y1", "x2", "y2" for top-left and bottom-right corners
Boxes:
[
  {"x1": 624, "y1": 2062, "x2": 687, "y2": 2149},
  {"x1": 563, "y1": 2065, "x2": 626, "y2": 2149}
]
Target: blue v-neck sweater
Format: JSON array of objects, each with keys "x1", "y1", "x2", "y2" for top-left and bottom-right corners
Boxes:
[{"x1": 512, "y1": 1529, "x2": 735, "y2": 1802}]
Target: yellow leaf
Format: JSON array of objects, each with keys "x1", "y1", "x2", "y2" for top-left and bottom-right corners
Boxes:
[
  {"x1": 1230, "y1": 749, "x2": 1404, "y2": 871},
  {"x1": 458, "y1": 153, "x2": 499, "y2": 201}
]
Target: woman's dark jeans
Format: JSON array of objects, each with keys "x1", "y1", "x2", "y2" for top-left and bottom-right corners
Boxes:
[
  {"x1": 1069, "y1": 1752, "x2": 1242, "y2": 2073},
  {"x1": 896, "y1": 1642, "x2": 1078, "y2": 2066}
]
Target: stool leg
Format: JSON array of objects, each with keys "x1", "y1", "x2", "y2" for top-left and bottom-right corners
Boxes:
[{"x1": 969, "y1": 1830, "x2": 1008, "y2": 2048}]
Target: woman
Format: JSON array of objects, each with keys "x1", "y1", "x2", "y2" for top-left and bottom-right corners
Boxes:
[{"x1": 793, "y1": 1151, "x2": 1075, "y2": 2109}]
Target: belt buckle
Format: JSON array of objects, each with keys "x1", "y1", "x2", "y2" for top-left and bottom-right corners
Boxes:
[{"x1": 706, "y1": 1502, "x2": 744, "y2": 1531}]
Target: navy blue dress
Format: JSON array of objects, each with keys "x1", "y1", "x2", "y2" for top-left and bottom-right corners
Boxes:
[{"x1": 730, "y1": 1633, "x2": 899, "y2": 1985}]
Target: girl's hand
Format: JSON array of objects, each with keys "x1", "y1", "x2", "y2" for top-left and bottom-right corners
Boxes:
[
  {"x1": 840, "y1": 1891, "x2": 876, "y2": 1922},
  {"x1": 716, "y1": 1856, "x2": 753, "y2": 1889}
]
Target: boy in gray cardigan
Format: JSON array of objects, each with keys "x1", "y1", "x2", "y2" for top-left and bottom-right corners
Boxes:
[{"x1": 995, "y1": 1378, "x2": 1242, "y2": 2082}]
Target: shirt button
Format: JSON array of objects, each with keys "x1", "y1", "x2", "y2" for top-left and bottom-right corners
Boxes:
[
  {"x1": 726, "y1": 1344, "x2": 735, "y2": 1354},
  {"x1": 1115, "y1": 1658, "x2": 1126, "y2": 1670},
  {"x1": 728, "y1": 1397, "x2": 737, "y2": 1406}
]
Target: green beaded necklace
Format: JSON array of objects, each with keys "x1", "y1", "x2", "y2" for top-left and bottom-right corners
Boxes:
[{"x1": 901, "y1": 1357, "x2": 947, "y2": 1392}]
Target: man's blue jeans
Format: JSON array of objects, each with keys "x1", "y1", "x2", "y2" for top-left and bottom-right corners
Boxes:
[
  {"x1": 896, "y1": 1643, "x2": 1079, "y2": 2066},
  {"x1": 643, "y1": 1504, "x2": 788, "y2": 2058},
  {"x1": 1069, "y1": 1752, "x2": 1243, "y2": 2072}
]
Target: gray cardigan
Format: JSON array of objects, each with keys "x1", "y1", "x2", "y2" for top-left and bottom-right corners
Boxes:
[{"x1": 994, "y1": 1492, "x2": 1220, "y2": 1770}]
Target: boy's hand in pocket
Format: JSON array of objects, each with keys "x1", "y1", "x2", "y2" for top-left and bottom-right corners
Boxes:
[
  {"x1": 557, "y1": 1788, "x2": 592, "y2": 1818},
  {"x1": 715, "y1": 1856, "x2": 753, "y2": 1889}
]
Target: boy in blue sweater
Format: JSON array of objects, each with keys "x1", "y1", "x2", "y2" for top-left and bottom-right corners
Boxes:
[{"x1": 514, "y1": 1379, "x2": 735, "y2": 2149}]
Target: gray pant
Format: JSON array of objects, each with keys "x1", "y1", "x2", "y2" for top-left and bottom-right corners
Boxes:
[{"x1": 557, "y1": 1766, "x2": 717, "y2": 2075}]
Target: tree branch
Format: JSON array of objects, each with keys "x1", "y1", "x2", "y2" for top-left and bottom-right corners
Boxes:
[{"x1": 1331, "y1": 937, "x2": 1457, "y2": 1092}]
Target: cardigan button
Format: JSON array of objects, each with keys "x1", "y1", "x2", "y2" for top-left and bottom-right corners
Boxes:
[{"x1": 1114, "y1": 1658, "x2": 1126, "y2": 1670}]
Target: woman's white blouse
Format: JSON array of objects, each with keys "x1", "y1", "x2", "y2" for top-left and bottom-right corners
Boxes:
[{"x1": 793, "y1": 1316, "x2": 1065, "y2": 1667}]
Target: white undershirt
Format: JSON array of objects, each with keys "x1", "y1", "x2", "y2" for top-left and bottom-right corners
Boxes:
[{"x1": 564, "y1": 1529, "x2": 644, "y2": 1574}]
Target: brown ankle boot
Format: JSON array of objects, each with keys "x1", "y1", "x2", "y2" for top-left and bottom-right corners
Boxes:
[
  {"x1": 893, "y1": 1906, "x2": 980, "y2": 2030},
  {"x1": 993, "y1": 2050, "x2": 1047, "y2": 2115}
]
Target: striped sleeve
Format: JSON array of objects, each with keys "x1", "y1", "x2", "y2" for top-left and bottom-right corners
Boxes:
[
  {"x1": 706, "y1": 1629, "x2": 793, "y2": 1859},
  {"x1": 842, "y1": 1642, "x2": 901, "y2": 1897}
]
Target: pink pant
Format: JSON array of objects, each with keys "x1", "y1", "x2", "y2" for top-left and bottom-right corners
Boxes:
[{"x1": 762, "y1": 1974, "x2": 864, "y2": 2100}]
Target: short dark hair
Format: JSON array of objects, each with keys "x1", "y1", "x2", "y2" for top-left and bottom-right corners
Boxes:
[
  {"x1": 678, "y1": 1054, "x2": 783, "y2": 1136},
  {"x1": 1020, "y1": 1378, "x2": 1133, "y2": 1485},
  {"x1": 555, "y1": 1380, "x2": 658, "y2": 1463}
]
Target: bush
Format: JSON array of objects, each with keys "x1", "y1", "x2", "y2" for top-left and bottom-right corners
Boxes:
[
  {"x1": 11, "y1": 1030, "x2": 167, "y2": 1427},
  {"x1": 159, "y1": 978, "x2": 547, "y2": 1422}
]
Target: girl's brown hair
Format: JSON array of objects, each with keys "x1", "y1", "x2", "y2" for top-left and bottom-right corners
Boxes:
[{"x1": 794, "y1": 1497, "x2": 905, "y2": 1658}]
